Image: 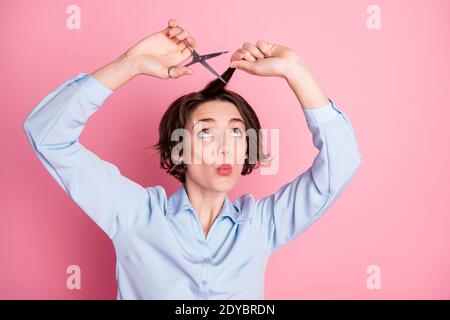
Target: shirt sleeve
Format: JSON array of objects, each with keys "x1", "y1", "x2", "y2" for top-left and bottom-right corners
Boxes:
[
  {"x1": 249, "y1": 99, "x2": 362, "y2": 255},
  {"x1": 23, "y1": 73, "x2": 152, "y2": 239}
]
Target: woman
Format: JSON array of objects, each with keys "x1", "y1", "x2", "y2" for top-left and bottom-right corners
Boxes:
[{"x1": 23, "y1": 18, "x2": 361, "y2": 299}]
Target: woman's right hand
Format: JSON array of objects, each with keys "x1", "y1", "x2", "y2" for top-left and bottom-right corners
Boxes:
[{"x1": 126, "y1": 18, "x2": 198, "y2": 79}]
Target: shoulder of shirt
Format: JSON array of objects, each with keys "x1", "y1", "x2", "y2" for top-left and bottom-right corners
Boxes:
[
  {"x1": 232, "y1": 193, "x2": 257, "y2": 217},
  {"x1": 144, "y1": 185, "x2": 168, "y2": 211}
]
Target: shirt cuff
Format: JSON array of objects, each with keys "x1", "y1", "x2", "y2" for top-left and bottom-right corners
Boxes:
[
  {"x1": 302, "y1": 98, "x2": 343, "y2": 125},
  {"x1": 74, "y1": 73, "x2": 114, "y2": 106}
]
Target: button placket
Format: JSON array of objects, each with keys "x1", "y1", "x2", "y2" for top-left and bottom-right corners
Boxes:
[{"x1": 199, "y1": 241, "x2": 211, "y2": 299}]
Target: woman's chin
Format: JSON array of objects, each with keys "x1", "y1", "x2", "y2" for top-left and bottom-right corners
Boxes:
[{"x1": 211, "y1": 177, "x2": 236, "y2": 192}]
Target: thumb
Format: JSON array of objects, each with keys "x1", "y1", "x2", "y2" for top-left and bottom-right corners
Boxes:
[
  {"x1": 229, "y1": 60, "x2": 254, "y2": 72},
  {"x1": 168, "y1": 66, "x2": 193, "y2": 79}
]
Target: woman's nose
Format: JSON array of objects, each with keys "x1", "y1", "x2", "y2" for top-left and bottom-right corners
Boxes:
[{"x1": 216, "y1": 131, "x2": 231, "y2": 157}]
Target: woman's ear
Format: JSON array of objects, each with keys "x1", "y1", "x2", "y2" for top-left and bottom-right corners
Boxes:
[
  {"x1": 177, "y1": 156, "x2": 187, "y2": 169},
  {"x1": 173, "y1": 155, "x2": 183, "y2": 165}
]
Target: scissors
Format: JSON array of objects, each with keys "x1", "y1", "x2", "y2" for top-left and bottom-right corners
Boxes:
[{"x1": 179, "y1": 39, "x2": 229, "y2": 84}]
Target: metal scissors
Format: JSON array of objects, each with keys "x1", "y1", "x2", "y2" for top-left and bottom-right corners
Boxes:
[{"x1": 180, "y1": 39, "x2": 229, "y2": 84}]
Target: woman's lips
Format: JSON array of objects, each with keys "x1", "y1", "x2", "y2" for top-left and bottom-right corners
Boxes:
[{"x1": 216, "y1": 164, "x2": 232, "y2": 176}]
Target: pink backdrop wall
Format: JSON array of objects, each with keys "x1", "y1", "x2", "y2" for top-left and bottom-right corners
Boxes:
[{"x1": 1, "y1": 0, "x2": 449, "y2": 299}]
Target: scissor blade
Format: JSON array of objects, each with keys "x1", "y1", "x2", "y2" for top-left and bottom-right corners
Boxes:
[
  {"x1": 202, "y1": 51, "x2": 229, "y2": 60},
  {"x1": 183, "y1": 50, "x2": 201, "y2": 67},
  {"x1": 184, "y1": 50, "x2": 229, "y2": 67},
  {"x1": 183, "y1": 59, "x2": 197, "y2": 67},
  {"x1": 200, "y1": 60, "x2": 228, "y2": 84}
]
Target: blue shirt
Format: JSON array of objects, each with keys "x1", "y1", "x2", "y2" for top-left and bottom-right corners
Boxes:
[{"x1": 23, "y1": 73, "x2": 362, "y2": 300}]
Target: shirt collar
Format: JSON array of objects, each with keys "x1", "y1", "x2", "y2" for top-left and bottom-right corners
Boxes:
[{"x1": 166, "y1": 184, "x2": 249, "y2": 224}]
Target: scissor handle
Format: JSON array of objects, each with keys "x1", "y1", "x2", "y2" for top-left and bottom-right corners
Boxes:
[{"x1": 180, "y1": 40, "x2": 228, "y2": 84}]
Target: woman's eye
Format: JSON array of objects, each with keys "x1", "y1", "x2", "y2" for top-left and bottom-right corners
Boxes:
[
  {"x1": 198, "y1": 129, "x2": 213, "y2": 139},
  {"x1": 231, "y1": 128, "x2": 243, "y2": 137},
  {"x1": 197, "y1": 128, "x2": 243, "y2": 139}
]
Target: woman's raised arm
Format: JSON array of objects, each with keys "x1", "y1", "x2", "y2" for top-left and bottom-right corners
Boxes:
[
  {"x1": 230, "y1": 40, "x2": 362, "y2": 254},
  {"x1": 23, "y1": 19, "x2": 198, "y2": 239}
]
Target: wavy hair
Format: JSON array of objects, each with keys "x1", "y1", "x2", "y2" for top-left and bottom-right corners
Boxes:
[{"x1": 147, "y1": 67, "x2": 272, "y2": 183}]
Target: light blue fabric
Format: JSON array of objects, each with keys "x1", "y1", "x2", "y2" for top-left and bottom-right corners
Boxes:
[{"x1": 23, "y1": 73, "x2": 361, "y2": 299}]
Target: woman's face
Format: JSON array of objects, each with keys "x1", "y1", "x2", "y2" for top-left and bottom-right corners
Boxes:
[{"x1": 182, "y1": 100, "x2": 247, "y2": 192}]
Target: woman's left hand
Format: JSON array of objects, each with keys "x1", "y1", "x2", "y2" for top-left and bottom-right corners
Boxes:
[{"x1": 229, "y1": 40, "x2": 308, "y2": 79}]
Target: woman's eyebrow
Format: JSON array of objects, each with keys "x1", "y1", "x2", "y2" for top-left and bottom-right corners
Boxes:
[{"x1": 192, "y1": 118, "x2": 244, "y2": 129}]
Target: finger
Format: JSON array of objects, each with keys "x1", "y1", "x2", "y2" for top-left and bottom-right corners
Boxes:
[
  {"x1": 241, "y1": 49, "x2": 256, "y2": 62},
  {"x1": 168, "y1": 19, "x2": 177, "y2": 28},
  {"x1": 230, "y1": 49, "x2": 248, "y2": 62},
  {"x1": 256, "y1": 40, "x2": 275, "y2": 57},
  {"x1": 174, "y1": 30, "x2": 190, "y2": 42},
  {"x1": 168, "y1": 66, "x2": 193, "y2": 79},
  {"x1": 168, "y1": 26, "x2": 184, "y2": 39},
  {"x1": 242, "y1": 42, "x2": 265, "y2": 60},
  {"x1": 235, "y1": 49, "x2": 256, "y2": 63},
  {"x1": 166, "y1": 25, "x2": 177, "y2": 38},
  {"x1": 186, "y1": 36, "x2": 197, "y2": 49},
  {"x1": 229, "y1": 60, "x2": 255, "y2": 73},
  {"x1": 176, "y1": 34, "x2": 196, "y2": 52},
  {"x1": 168, "y1": 26, "x2": 182, "y2": 38},
  {"x1": 180, "y1": 44, "x2": 193, "y2": 59},
  {"x1": 230, "y1": 50, "x2": 242, "y2": 62}
]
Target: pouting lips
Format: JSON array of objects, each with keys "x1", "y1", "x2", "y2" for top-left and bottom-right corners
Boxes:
[
  {"x1": 216, "y1": 164, "x2": 232, "y2": 171},
  {"x1": 216, "y1": 164, "x2": 232, "y2": 176}
]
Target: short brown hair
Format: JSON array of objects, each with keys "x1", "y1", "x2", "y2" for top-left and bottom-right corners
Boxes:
[{"x1": 147, "y1": 67, "x2": 271, "y2": 184}]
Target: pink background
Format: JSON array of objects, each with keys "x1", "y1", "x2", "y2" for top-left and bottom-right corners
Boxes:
[{"x1": 1, "y1": 0, "x2": 449, "y2": 299}]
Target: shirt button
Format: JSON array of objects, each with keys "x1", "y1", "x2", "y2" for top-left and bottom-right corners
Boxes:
[{"x1": 201, "y1": 280, "x2": 208, "y2": 286}]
